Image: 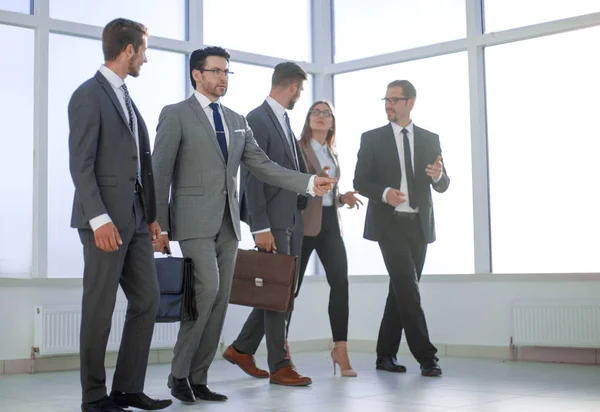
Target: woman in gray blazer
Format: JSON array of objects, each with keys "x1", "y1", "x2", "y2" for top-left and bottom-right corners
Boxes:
[{"x1": 295, "y1": 101, "x2": 361, "y2": 377}]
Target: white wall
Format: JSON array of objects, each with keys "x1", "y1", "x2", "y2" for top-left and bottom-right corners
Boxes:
[{"x1": 1, "y1": 275, "x2": 600, "y2": 360}]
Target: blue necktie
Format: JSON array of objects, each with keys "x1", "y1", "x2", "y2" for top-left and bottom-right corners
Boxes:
[{"x1": 208, "y1": 102, "x2": 228, "y2": 162}]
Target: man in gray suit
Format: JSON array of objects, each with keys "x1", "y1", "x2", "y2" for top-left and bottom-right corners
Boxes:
[
  {"x1": 152, "y1": 47, "x2": 335, "y2": 402},
  {"x1": 68, "y1": 18, "x2": 172, "y2": 412},
  {"x1": 223, "y1": 62, "x2": 312, "y2": 386}
]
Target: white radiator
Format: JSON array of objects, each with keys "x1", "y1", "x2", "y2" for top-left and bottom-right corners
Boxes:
[
  {"x1": 512, "y1": 300, "x2": 600, "y2": 348},
  {"x1": 34, "y1": 305, "x2": 179, "y2": 356}
]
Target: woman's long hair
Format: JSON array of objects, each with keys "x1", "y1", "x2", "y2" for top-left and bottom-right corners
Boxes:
[{"x1": 299, "y1": 100, "x2": 336, "y2": 149}]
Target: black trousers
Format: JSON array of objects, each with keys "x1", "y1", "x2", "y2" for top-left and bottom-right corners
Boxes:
[
  {"x1": 291, "y1": 206, "x2": 349, "y2": 342},
  {"x1": 376, "y1": 213, "x2": 437, "y2": 365}
]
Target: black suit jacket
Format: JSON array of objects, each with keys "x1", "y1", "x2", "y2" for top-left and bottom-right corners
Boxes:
[
  {"x1": 240, "y1": 100, "x2": 308, "y2": 232},
  {"x1": 353, "y1": 123, "x2": 449, "y2": 244},
  {"x1": 68, "y1": 71, "x2": 156, "y2": 230}
]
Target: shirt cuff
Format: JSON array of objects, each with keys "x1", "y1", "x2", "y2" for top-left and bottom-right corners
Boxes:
[
  {"x1": 382, "y1": 187, "x2": 392, "y2": 203},
  {"x1": 251, "y1": 228, "x2": 271, "y2": 234},
  {"x1": 306, "y1": 175, "x2": 317, "y2": 197},
  {"x1": 161, "y1": 231, "x2": 168, "y2": 235},
  {"x1": 433, "y1": 173, "x2": 442, "y2": 184},
  {"x1": 89, "y1": 214, "x2": 112, "y2": 232}
]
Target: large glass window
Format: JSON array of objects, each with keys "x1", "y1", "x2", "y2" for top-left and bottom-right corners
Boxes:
[
  {"x1": 49, "y1": 0, "x2": 187, "y2": 40},
  {"x1": 333, "y1": 0, "x2": 466, "y2": 63},
  {"x1": 204, "y1": 0, "x2": 312, "y2": 62},
  {"x1": 486, "y1": 27, "x2": 600, "y2": 274},
  {"x1": 0, "y1": 0, "x2": 31, "y2": 13},
  {"x1": 0, "y1": 25, "x2": 34, "y2": 277},
  {"x1": 334, "y1": 52, "x2": 473, "y2": 275},
  {"x1": 47, "y1": 34, "x2": 186, "y2": 278},
  {"x1": 484, "y1": 0, "x2": 600, "y2": 32}
]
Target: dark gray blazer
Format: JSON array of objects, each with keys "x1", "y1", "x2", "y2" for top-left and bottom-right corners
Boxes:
[
  {"x1": 353, "y1": 123, "x2": 450, "y2": 244},
  {"x1": 239, "y1": 101, "x2": 308, "y2": 232},
  {"x1": 152, "y1": 96, "x2": 311, "y2": 242},
  {"x1": 68, "y1": 71, "x2": 156, "y2": 230}
]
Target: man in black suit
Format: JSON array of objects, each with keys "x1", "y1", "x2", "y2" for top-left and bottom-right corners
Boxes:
[
  {"x1": 353, "y1": 80, "x2": 449, "y2": 377},
  {"x1": 223, "y1": 62, "x2": 312, "y2": 386},
  {"x1": 68, "y1": 18, "x2": 171, "y2": 411}
]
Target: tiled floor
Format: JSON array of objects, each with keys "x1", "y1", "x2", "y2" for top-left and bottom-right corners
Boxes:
[{"x1": 1, "y1": 351, "x2": 600, "y2": 411}]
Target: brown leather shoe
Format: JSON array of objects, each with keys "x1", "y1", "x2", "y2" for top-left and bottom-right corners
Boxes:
[
  {"x1": 269, "y1": 366, "x2": 312, "y2": 386},
  {"x1": 223, "y1": 345, "x2": 269, "y2": 378}
]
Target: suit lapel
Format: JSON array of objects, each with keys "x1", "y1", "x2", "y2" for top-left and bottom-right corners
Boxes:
[
  {"x1": 222, "y1": 107, "x2": 238, "y2": 165},
  {"x1": 188, "y1": 96, "x2": 226, "y2": 163},
  {"x1": 412, "y1": 125, "x2": 428, "y2": 185},
  {"x1": 302, "y1": 141, "x2": 321, "y2": 174},
  {"x1": 262, "y1": 101, "x2": 297, "y2": 169},
  {"x1": 95, "y1": 71, "x2": 133, "y2": 139},
  {"x1": 328, "y1": 146, "x2": 341, "y2": 180},
  {"x1": 383, "y1": 123, "x2": 402, "y2": 180}
]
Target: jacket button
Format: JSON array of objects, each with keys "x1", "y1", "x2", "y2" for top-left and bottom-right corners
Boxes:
[
  {"x1": 223, "y1": 190, "x2": 227, "y2": 195},
  {"x1": 130, "y1": 177, "x2": 135, "y2": 182},
  {"x1": 132, "y1": 156, "x2": 138, "y2": 161}
]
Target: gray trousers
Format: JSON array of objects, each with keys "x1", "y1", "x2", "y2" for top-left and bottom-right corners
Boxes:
[
  {"x1": 171, "y1": 209, "x2": 238, "y2": 384},
  {"x1": 79, "y1": 194, "x2": 160, "y2": 404},
  {"x1": 232, "y1": 220, "x2": 303, "y2": 373}
]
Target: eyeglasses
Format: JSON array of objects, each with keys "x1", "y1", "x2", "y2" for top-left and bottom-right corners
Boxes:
[
  {"x1": 200, "y1": 68, "x2": 234, "y2": 78},
  {"x1": 310, "y1": 109, "x2": 333, "y2": 117},
  {"x1": 381, "y1": 97, "x2": 410, "y2": 104}
]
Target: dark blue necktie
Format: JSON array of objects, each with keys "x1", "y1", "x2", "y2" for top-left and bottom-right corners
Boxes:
[{"x1": 208, "y1": 102, "x2": 228, "y2": 162}]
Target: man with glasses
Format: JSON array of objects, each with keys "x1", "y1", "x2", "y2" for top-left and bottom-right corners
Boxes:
[
  {"x1": 223, "y1": 62, "x2": 313, "y2": 386},
  {"x1": 354, "y1": 80, "x2": 449, "y2": 377},
  {"x1": 152, "y1": 48, "x2": 335, "y2": 402}
]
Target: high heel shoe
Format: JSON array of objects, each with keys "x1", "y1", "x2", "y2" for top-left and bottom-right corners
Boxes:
[{"x1": 331, "y1": 341, "x2": 357, "y2": 377}]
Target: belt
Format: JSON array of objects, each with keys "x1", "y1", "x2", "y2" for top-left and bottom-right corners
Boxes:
[{"x1": 392, "y1": 211, "x2": 418, "y2": 220}]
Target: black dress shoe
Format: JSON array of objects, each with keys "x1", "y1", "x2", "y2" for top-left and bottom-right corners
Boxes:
[
  {"x1": 420, "y1": 361, "x2": 442, "y2": 377},
  {"x1": 81, "y1": 396, "x2": 131, "y2": 412},
  {"x1": 110, "y1": 391, "x2": 173, "y2": 410},
  {"x1": 167, "y1": 373, "x2": 196, "y2": 402},
  {"x1": 190, "y1": 384, "x2": 228, "y2": 401},
  {"x1": 376, "y1": 356, "x2": 407, "y2": 373}
]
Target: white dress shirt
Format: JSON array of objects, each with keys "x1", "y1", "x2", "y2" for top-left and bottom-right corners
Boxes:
[
  {"x1": 310, "y1": 138, "x2": 336, "y2": 207},
  {"x1": 89, "y1": 65, "x2": 141, "y2": 231},
  {"x1": 382, "y1": 122, "x2": 418, "y2": 214}
]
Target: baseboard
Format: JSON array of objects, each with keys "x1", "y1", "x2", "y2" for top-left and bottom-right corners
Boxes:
[{"x1": 3, "y1": 341, "x2": 598, "y2": 375}]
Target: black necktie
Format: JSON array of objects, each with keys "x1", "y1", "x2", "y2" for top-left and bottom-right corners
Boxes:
[
  {"x1": 121, "y1": 84, "x2": 141, "y2": 186},
  {"x1": 402, "y1": 128, "x2": 416, "y2": 209},
  {"x1": 208, "y1": 102, "x2": 229, "y2": 163},
  {"x1": 283, "y1": 112, "x2": 300, "y2": 170}
]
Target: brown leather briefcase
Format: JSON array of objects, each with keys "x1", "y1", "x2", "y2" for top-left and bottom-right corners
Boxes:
[{"x1": 230, "y1": 248, "x2": 297, "y2": 312}]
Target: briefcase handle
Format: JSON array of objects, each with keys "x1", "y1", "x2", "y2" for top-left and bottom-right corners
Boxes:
[{"x1": 255, "y1": 246, "x2": 277, "y2": 255}]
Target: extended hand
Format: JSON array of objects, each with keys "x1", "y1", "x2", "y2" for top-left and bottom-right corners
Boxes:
[
  {"x1": 425, "y1": 156, "x2": 443, "y2": 181},
  {"x1": 156, "y1": 234, "x2": 171, "y2": 254},
  {"x1": 341, "y1": 191, "x2": 363, "y2": 209},
  {"x1": 255, "y1": 231, "x2": 276, "y2": 252},
  {"x1": 385, "y1": 189, "x2": 406, "y2": 207},
  {"x1": 94, "y1": 222, "x2": 122, "y2": 252},
  {"x1": 313, "y1": 176, "x2": 337, "y2": 196}
]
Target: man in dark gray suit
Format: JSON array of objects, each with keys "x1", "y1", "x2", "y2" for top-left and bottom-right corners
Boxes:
[
  {"x1": 223, "y1": 62, "x2": 312, "y2": 386},
  {"x1": 152, "y1": 48, "x2": 335, "y2": 402},
  {"x1": 68, "y1": 18, "x2": 171, "y2": 412}
]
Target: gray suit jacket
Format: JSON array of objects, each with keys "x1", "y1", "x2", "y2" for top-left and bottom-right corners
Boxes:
[
  {"x1": 239, "y1": 100, "x2": 308, "y2": 232},
  {"x1": 68, "y1": 71, "x2": 156, "y2": 230},
  {"x1": 152, "y1": 95, "x2": 312, "y2": 241}
]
